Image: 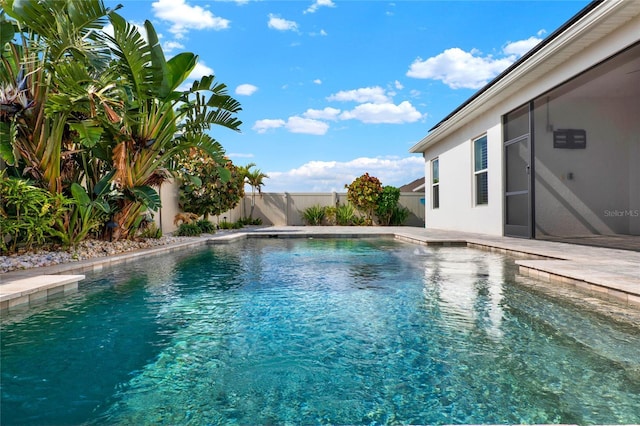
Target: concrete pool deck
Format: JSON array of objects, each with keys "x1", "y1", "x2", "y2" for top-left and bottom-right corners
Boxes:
[{"x1": 1, "y1": 226, "x2": 639, "y2": 311}]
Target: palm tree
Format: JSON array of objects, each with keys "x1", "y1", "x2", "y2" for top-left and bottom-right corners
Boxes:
[{"x1": 242, "y1": 164, "x2": 268, "y2": 220}]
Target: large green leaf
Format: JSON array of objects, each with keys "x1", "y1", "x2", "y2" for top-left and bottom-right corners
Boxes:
[
  {"x1": 0, "y1": 122, "x2": 16, "y2": 165},
  {"x1": 145, "y1": 19, "x2": 170, "y2": 99},
  {"x1": 69, "y1": 120, "x2": 104, "y2": 148},
  {"x1": 130, "y1": 185, "x2": 161, "y2": 211},
  {"x1": 108, "y1": 12, "x2": 153, "y2": 98},
  {"x1": 166, "y1": 52, "x2": 197, "y2": 94},
  {"x1": 70, "y1": 182, "x2": 91, "y2": 206},
  {"x1": 217, "y1": 166, "x2": 231, "y2": 183},
  {"x1": 185, "y1": 174, "x2": 202, "y2": 187},
  {"x1": 93, "y1": 170, "x2": 116, "y2": 196},
  {"x1": 0, "y1": 21, "x2": 15, "y2": 47},
  {"x1": 67, "y1": 0, "x2": 109, "y2": 31}
]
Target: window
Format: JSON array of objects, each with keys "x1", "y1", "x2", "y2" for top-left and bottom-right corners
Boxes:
[
  {"x1": 474, "y1": 135, "x2": 488, "y2": 205},
  {"x1": 431, "y1": 158, "x2": 439, "y2": 209}
]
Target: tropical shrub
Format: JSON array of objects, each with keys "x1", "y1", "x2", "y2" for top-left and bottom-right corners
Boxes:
[
  {"x1": 326, "y1": 203, "x2": 360, "y2": 226},
  {"x1": 63, "y1": 182, "x2": 111, "y2": 245},
  {"x1": 346, "y1": 173, "x2": 383, "y2": 225},
  {"x1": 219, "y1": 220, "x2": 242, "y2": 230},
  {"x1": 302, "y1": 205, "x2": 326, "y2": 226},
  {"x1": 389, "y1": 206, "x2": 410, "y2": 226},
  {"x1": 177, "y1": 150, "x2": 245, "y2": 220},
  {"x1": 173, "y1": 212, "x2": 200, "y2": 226},
  {"x1": 376, "y1": 186, "x2": 402, "y2": 226},
  {"x1": 1, "y1": 1, "x2": 242, "y2": 242},
  {"x1": 238, "y1": 217, "x2": 262, "y2": 226},
  {"x1": 174, "y1": 223, "x2": 201, "y2": 237},
  {"x1": 139, "y1": 223, "x2": 163, "y2": 239},
  {"x1": 0, "y1": 173, "x2": 70, "y2": 253},
  {"x1": 196, "y1": 219, "x2": 216, "y2": 234}
]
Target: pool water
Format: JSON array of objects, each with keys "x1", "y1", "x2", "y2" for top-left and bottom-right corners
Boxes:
[{"x1": 1, "y1": 238, "x2": 639, "y2": 425}]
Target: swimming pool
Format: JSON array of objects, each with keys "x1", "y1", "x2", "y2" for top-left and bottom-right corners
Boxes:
[{"x1": 1, "y1": 238, "x2": 639, "y2": 425}]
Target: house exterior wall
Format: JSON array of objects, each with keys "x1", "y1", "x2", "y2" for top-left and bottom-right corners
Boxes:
[
  {"x1": 422, "y1": 113, "x2": 503, "y2": 235},
  {"x1": 413, "y1": 3, "x2": 640, "y2": 237}
]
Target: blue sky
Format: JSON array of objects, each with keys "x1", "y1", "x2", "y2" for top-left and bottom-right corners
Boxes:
[{"x1": 104, "y1": 0, "x2": 589, "y2": 192}]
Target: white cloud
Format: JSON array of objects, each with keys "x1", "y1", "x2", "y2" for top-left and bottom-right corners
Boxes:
[
  {"x1": 407, "y1": 34, "x2": 546, "y2": 90},
  {"x1": 253, "y1": 116, "x2": 329, "y2": 135},
  {"x1": 253, "y1": 119, "x2": 286, "y2": 133},
  {"x1": 302, "y1": 107, "x2": 341, "y2": 121},
  {"x1": 503, "y1": 36, "x2": 542, "y2": 56},
  {"x1": 406, "y1": 47, "x2": 513, "y2": 89},
  {"x1": 152, "y1": 0, "x2": 230, "y2": 37},
  {"x1": 268, "y1": 14, "x2": 299, "y2": 32},
  {"x1": 163, "y1": 40, "x2": 185, "y2": 52},
  {"x1": 313, "y1": 79, "x2": 322, "y2": 85},
  {"x1": 285, "y1": 116, "x2": 329, "y2": 135},
  {"x1": 309, "y1": 29, "x2": 328, "y2": 37},
  {"x1": 235, "y1": 84, "x2": 258, "y2": 96},
  {"x1": 394, "y1": 80, "x2": 404, "y2": 90},
  {"x1": 266, "y1": 156, "x2": 424, "y2": 192},
  {"x1": 189, "y1": 62, "x2": 214, "y2": 80},
  {"x1": 304, "y1": 0, "x2": 336, "y2": 14},
  {"x1": 339, "y1": 101, "x2": 423, "y2": 124},
  {"x1": 327, "y1": 86, "x2": 390, "y2": 104}
]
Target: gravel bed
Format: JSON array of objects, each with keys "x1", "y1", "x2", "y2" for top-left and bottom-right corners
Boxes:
[{"x1": 0, "y1": 236, "x2": 198, "y2": 274}]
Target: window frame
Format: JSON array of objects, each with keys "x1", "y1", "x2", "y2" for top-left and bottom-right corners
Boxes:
[
  {"x1": 431, "y1": 158, "x2": 440, "y2": 209},
  {"x1": 473, "y1": 135, "x2": 488, "y2": 206}
]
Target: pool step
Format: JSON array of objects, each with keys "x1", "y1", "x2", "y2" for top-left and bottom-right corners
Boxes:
[{"x1": 0, "y1": 275, "x2": 85, "y2": 311}]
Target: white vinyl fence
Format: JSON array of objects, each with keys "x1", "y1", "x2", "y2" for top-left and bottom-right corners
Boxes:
[{"x1": 154, "y1": 180, "x2": 425, "y2": 233}]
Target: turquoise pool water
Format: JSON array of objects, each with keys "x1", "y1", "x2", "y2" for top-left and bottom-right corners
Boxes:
[{"x1": 1, "y1": 238, "x2": 639, "y2": 425}]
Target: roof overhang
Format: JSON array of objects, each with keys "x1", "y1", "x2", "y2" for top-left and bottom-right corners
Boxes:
[{"x1": 409, "y1": 0, "x2": 640, "y2": 154}]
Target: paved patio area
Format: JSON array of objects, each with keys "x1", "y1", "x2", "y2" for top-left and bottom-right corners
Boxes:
[{"x1": 1, "y1": 226, "x2": 639, "y2": 310}]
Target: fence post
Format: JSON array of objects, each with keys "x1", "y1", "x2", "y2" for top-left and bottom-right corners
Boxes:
[{"x1": 284, "y1": 192, "x2": 289, "y2": 226}]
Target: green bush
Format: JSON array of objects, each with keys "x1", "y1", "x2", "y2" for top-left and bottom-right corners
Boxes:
[
  {"x1": 325, "y1": 203, "x2": 360, "y2": 226},
  {"x1": 238, "y1": 216, "x2": 263, "y2": 226},
  {"x1": 177, "y1": 152, "x2": 245, "y2": 220},
  {"x1": 0, "y1": 173, "x2": 71, "y2": 253},
  {"x1": 219, "y1": 220, "x2": 243, "y2": 230},
  {"x1": 389, "y1": 206, "x2": 410, "y2": 226},
  {"x1": 376, "y1": 186, "x2": 401, "y2": 226},
  {"x1": 301, "y1": 205, "x2": 326, "y2": 225},
  {"x1": 139, "y1": 223, "x2": 163, "y2": 239},
  {"x1": 174, "y1": 223, "x2": 201, "y2": 236},
  {"x1": 196, "y1": 219, "x2": 216, "y2": 234}
]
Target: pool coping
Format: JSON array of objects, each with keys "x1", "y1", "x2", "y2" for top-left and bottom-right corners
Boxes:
[{"x1": 1, "y1": 226, "x2": 639, "y2": 311}]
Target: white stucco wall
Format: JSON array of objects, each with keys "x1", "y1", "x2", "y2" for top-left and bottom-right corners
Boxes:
[{"x1": 422, "y1": 113, "x2": 504, "y2": 235}]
